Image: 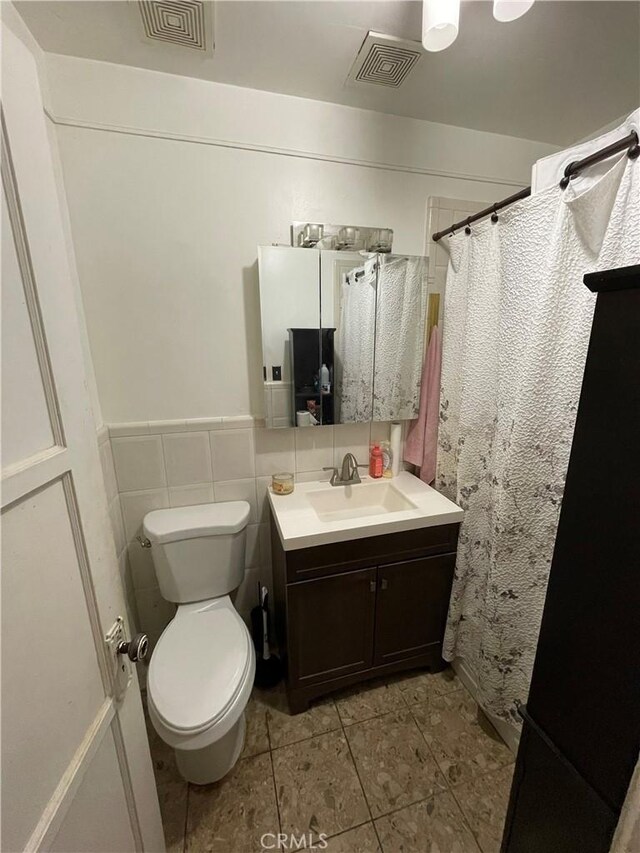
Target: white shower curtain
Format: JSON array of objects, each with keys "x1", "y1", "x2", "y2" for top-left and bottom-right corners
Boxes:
[
  {"x1": 438, "y1": 151, "x2": 640, "y2": 727},
  {"x1": 373, "y1": 255, "x2": 428, "y2": 421},
  {"x1": 335, "y1": 257, "x2": 377, "y2": 422}
]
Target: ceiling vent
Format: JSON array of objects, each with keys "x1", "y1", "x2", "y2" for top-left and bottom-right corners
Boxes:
[
  {"x1": 139, "y1": 1, "x2": 208, "y2": 50},
  {"x1": 346, "y1": 32, "x2": 422, "y2": 89}
]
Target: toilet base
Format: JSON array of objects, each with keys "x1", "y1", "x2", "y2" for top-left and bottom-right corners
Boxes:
[{"x1": 175, "y1": 712, "x2": 246, "y2": 785}]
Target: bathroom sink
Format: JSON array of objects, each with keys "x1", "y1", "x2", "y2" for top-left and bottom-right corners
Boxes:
[
  {"x1": 307, "y1": 482, "x2": 418, "y2": 522},
  {"x1": 268, "y1": 472, "x2": 464, "y2": 550}
]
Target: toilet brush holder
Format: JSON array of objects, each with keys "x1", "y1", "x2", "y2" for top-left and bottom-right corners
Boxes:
[{"x1": 250, "y1": 584, "x2": 282, "y2": 689}]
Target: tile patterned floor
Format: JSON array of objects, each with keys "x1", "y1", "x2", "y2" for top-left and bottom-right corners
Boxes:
[{"x1": 146, "y1": 669, "x2": 515, "y2": 853}]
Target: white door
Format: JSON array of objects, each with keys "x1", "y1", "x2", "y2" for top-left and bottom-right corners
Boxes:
[{"x1": 1, "y1": 21, "x2": 165, "y2": 853}]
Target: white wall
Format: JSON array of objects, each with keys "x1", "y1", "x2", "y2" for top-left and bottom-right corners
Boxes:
[{"x1": 42, "y1": 54, "x2": 559, "y2": 424}]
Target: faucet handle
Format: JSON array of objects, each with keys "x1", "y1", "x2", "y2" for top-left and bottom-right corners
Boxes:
[{"x1": 322, "y1": 466, "x2": 339, "y2": 485}]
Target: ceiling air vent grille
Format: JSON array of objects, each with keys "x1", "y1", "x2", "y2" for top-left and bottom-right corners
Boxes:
[
  {"x1": 139, "y1": 0, "x2": 207, "y2": 50},
  {"x1": 347, "y1": 33, "x2": 422, "y2": 89}
]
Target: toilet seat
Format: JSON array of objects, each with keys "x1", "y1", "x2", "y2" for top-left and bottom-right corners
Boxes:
[{"x1": 147, "y1": 596, "x2": 255, "y2": 750}]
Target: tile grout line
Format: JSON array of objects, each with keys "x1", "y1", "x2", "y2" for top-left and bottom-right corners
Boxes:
[
  {"x1": 265, "y1": 707, "x2": 284, "y2": 840},
  {"x1": 406, "y1": 686, "x2": 513, "y2": 853},
  {"x1": 338, "y1": 704, "x2": 386, "y2": 852},
  {"x1": 181, "y1": 782, "x2": 190, "y2": 853},
  {"x1": 407, "y1": 696, "x2": 459, "y2": 793},
  {"x1": 365, "y1": 787, "x2": 462, "y2": 826},
  {"x1": 448, "y1": 762, "x2": 516, "y2": 853},
  {"x1": 447, "y1": 780, "x2": 487, "y2": 853},
  {"x1": 270, "y1": 697, "x2": 378, "y2": 846},
  {"x1": 339, "y1": 684, "x2": 456, "y2": 831},
  {"x1": 319, "y1": 817, "x2": 380, "y2": 845}
]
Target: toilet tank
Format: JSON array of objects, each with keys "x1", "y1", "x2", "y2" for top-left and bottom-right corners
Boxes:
[{"x1": 143, "y1": 502, "x2": 250, "y2": 604}]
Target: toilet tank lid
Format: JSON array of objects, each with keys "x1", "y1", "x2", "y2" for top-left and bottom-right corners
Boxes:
[{"x1": 143, "y1": 501, "x2": 250, "y2": 544}]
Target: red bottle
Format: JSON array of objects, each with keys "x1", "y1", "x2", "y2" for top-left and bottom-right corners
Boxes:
[{"x1": 369, "y1": 443, "x2": 383, "y2": 479}]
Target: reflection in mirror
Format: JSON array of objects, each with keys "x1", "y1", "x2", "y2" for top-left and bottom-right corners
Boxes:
[
  {"x1": 373, "y1": 254, "x2": 428, "y2": 421},
  {"x1": 331, "y1": 253, "x2": 428, "y2": 423},
  {"x1": 258, "y1": 246, "x2": 429, "y2": 429},
  {"x1": 258, "y1": 246, "x2": 320, "y2": 428},
  {"x1": 333, "y1": 255, "x2": 377, "y2": 423}
]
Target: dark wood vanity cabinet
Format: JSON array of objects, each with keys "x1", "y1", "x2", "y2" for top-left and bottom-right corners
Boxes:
[
  {"x1": 374, "y1": 554, "x2": 455, "y2": 666},
  {"x1": 271, "y1": 519, "x2": 459, "y2": 712},
  {"x1": 288, "y1": 568, "x2": 377, "y2": 687}
]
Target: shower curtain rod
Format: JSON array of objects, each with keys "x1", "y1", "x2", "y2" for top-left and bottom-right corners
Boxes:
[{"x1": 432, "y1": 129, "x2": 639, "y2": 242}]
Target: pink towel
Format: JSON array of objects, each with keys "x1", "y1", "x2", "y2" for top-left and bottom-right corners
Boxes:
[{"x1": 404, "y1": 325, "x2": 442, "y2": 483}]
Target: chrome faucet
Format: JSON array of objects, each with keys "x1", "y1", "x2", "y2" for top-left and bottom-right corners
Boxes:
[{"x1": 323, "y1": 453, "x2": 368, "y2": 486}]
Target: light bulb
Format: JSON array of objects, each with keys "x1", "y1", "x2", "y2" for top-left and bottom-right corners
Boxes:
[
  {"x1": 493, "y1": 0, "x2": 535, "y2": 22},
  {"x1": 422, "y1": 0, "x2": 460, "y2": 52}
]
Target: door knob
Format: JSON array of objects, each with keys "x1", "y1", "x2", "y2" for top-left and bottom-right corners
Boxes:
[{"x1": 117, "y1": 633, "x2": 149, "y2": 662}]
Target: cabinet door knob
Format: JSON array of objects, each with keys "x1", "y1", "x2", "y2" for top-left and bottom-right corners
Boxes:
[
  {"x1": 369, "y1": 580, "x2": 376, "y2": 592},
  {"x1": 380, "y1": 578, "x2": 388, "y2": 590}
]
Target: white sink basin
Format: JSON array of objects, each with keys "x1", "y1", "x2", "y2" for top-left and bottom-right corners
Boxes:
[
  {"x1": 307, "y1": 482, "x2": 418, "y2": 522},
  {"x1": 268, "y1": 472, "x2": 464, "y2": 551}
]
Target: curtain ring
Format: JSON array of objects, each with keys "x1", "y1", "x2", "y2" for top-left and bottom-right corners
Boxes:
[
  {"x1": 560, "y1": 161, "x2": 577, "y2": 190},
  {"x1": 464, "y1": 216, "x2": 472, "y2": 236},
  {"x1": 491, "y1": 203, "x2": 499, "y2": 224}
]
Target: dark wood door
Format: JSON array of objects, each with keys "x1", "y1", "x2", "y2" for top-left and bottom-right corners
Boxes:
[
  {"x1": 502, "y1": 718, "x2": 617, "y2": 853},
  {"x1": 373, "y1": 554, "x2": 455, "y2": 666},
  {"x1": 525, "y1": 270, "x2": 640, "y2": 810},
  {"x1": 287, "y1": 567, "x2": 376, "y2": 687}
]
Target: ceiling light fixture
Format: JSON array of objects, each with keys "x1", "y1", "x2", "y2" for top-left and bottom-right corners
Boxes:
[
  {"x1": 493, "y1": 0, "x2": 535, "y2": 23},
  {"x1": 422, "y1": 0, "x2": 460, "y2": 52}
]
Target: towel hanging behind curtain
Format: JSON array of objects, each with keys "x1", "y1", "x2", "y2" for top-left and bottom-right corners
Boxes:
[{"x1": 404, "y1": 325, "x2": 442, "y2": 483}]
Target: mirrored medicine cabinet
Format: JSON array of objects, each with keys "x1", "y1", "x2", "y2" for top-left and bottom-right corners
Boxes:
[{"x1": 258, "y1": 246, "x2": 429, "y2": 429}]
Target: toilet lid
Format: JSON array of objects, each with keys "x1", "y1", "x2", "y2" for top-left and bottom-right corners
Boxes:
[{"x1": 148, "y1": 599, "x2": 251, "y2": 734}]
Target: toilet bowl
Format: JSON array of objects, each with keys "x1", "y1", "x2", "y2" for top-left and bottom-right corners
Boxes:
[{"x1": 143, "y1": 501, "x2": 255, "y2": 785}]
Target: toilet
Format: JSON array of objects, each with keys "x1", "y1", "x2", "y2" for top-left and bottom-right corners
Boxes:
[{"x1": 142, "y1": 501, "x2": 255, "y2": 785}]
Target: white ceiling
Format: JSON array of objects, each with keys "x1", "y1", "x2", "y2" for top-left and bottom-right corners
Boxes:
[{"x1": 15, "y1": 0, "x2": 640, "y2": 145}]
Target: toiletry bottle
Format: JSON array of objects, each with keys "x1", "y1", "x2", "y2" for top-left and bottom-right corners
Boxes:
[
  {"x1": 369, "y1": 443, "x2": 383, "y2": 479},
  {"x1": 320, "y1": 363, "x2": 330, "y2": 393},
  {"x1": 381, "y1": 441, "x2": 393, "y2": 478}
]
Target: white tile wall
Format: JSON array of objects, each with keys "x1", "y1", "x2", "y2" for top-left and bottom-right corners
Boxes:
[
  {"x1": 295, "y1": 426, "x2": 334, "y2": 472},
  {"x1": 100, "y1": 416, "x2": 407, "y2": 652},
  {"x1": 99, "y1": 437, "x2": 118, "y2": 502},
  {"x1": 254, "y1": 428, "x2": 296, "y2": 476},
  {"x1": 120, "y1": 488, "x2": 169, "y2": 542},
  {"x1": 210, "y1": 429, "x2": 256, "y2": 480},
  {"x1": 214, "y1": 479, "x2": 258, "y2": 523},
  {"x1": 333, "y1": 422, "x2": 371, "y2": 469},
  {"x1": 162, "y1": 431, "x2": 212, "y2": 486},
  {"x1": 168, "y1": 483, "x2": 215, "y2": 507},
  {"x1": 112, "y1": 435, "x2": 166, "y2": 491},
  {"x1": 264, "y1": 381, "x2": 293, "y2": 429},
  {"x1": 97, "y1": 428, "x2": 139, "y2": 635}
]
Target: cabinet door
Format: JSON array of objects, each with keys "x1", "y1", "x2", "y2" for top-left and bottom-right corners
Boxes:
[
  {"x1": 287, "y1": 567, "x2": 376, "y2": 687},
  {"x1": 373, "y1": 555, "x2": 455, "y2": 666}
]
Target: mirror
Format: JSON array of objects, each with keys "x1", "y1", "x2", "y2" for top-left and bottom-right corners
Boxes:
[{"x1": 258, "y1": 246, "x2": 428, "y2": 428}]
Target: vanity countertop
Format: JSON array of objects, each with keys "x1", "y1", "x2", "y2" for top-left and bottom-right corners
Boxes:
[{"x1": 268, "y1": 471, "x2": 464, "y2": 551}]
